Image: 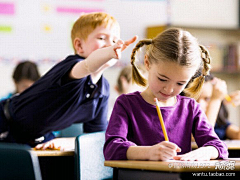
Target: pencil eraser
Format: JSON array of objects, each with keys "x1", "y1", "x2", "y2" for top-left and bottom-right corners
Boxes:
[{"x1": 154, "y1": 98, "x2": 159, "y2": 106}]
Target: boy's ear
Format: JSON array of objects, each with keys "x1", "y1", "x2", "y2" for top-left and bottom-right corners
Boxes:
[
  {"x1": 74, "y1": 38, "x2": 84, "y2": 54},
  {"x1": 144, "y1": 55, "x2": 150, "y2": 70}
]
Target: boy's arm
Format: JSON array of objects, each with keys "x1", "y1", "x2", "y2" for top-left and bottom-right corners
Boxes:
[
  {"x1": 70, "y1": 36, "x2": 137, "y2": 84},
  {"x1": 70, "y1": 43, "x2": 121, "y2": 84}
]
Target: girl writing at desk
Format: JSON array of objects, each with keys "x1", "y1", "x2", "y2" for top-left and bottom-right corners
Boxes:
[{"x1": 104, "y1": 28, "x2": 228, "y2": 161}]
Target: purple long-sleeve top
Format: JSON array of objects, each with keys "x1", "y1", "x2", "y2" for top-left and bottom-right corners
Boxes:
[{"x1": 104, "y1": 91, "x2": 228, "y2": 160}]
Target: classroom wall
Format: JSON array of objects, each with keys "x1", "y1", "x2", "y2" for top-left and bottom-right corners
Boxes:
[
  {"x1": 0, "y1": 0, "x2": 168, "y2": 97},
  {"x1": 170, "y1": 0, "x2": 239, "y2": 29},
  {"x1": 1, "y1": 0, "x2": 239, "y2": 126}
]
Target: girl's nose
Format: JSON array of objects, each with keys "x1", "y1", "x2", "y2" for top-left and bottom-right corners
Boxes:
[{"x1": 163, "y1": 86, "x2": 174, "y2": 94}]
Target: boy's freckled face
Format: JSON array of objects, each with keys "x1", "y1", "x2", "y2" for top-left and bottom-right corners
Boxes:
[
  {"x1": 147, "y1": 60, "x2": 196, "y2": 101},
  {"x1": 79, "y1": 24, "x2": 120, "y2": 58}
]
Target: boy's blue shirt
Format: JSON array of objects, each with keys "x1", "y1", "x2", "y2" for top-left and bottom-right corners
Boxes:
[{"x1": 1, "y1": 54, "x2": 109, "y2": 144}]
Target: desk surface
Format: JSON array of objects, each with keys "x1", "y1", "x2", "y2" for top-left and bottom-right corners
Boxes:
[
  {"x1": 105, "y1": 159, "x2": 240, "y2": 173},
  {"x1": 31, "y1": 137, "x2": 75, "y2": 157},
  {"x1": 192, "y1": 140, "x2": 240, "y2": 150},
  {"x1": 31, "y1": 139, "x2": 240, "y2": 157},
  {"x1": 32, "y1": 149, "x2": 75, "y2": 157}
]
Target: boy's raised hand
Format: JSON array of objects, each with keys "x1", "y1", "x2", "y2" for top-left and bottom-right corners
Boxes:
[
  {"x1": 122, "y1": 35, "x2": 138, "y2": 51},
  {"x1": 113, "y1": 36, "x2": 138, "y2": 59}
]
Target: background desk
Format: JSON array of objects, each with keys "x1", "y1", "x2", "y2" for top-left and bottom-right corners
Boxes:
[
  {"x1": 192, "y1": 140, "x2": 240, "y2": 157},
  {"x1": 105, "y1": 160, "x2": 240, "y2": 180},
  {"x1": 32, "y1": 150, "x2": 75, "y2": 180}
]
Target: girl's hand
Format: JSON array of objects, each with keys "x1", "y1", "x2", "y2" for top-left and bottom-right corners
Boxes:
[
  {"x1": 173, "y1": 146, "x2": 218, "y2": 161},
  {"x1": 211, "y1": 77, "x2": 228, "y2": 101},
  {"x1": 148, "y1": 141, "x2": 181, "y2": 161}
]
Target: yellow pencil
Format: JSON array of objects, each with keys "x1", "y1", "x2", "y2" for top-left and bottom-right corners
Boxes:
[
  {"x1": 154, "y1": 98, "x2": 169, "y2": 141},
  {"x1": 225, "y1": 95, "x2": 236, "y2": 107}
]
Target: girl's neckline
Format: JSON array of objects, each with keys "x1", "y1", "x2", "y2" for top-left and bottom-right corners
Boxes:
[{"x1": 136, "y1": 91, "x2": 178, "y2": 108}]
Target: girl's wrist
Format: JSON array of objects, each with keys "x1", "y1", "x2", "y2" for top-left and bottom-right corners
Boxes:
[{"x1": 126, "y1": 146, "x2": 151, "y2": 160}]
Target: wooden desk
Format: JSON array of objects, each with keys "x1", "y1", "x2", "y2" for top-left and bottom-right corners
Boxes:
[
  {"x1": 192, "y1": 140, "x2": 240, "y2": 157},
  {"x1": 32, "y1": 149, "x2": 75, "y2": 180},
  {"x1": 105, "y1": 159, "x2": 240, "y2": 180}
]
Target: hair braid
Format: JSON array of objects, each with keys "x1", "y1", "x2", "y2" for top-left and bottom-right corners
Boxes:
[
  {"x1": 199, "y1": 45, "x2": 211, "y2": 76},
  {"x1": 183, "y1": 45, "x2": 211, "y2": 99},
  {"x1": 131, "y1": 39, "x2": 152, "y2": 86}
]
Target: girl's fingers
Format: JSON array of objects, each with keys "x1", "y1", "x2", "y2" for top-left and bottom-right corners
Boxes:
[
  {"x1": 173, "y1": 155, "x2": 182, "y2": 160},
  {"x1": 176, "y1": 147, "x2": 181, "y2": 152},
  {"x1": 163, "y1": 141, "x2": 181, "y2": 152}
]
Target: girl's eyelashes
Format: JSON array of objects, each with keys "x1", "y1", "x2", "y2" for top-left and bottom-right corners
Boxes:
[
  {"x1": 158, "y1": 77, "x2": 185, "y2": 86},
  {"x1": 177, "y1": 83, "x2": 184, "y2": 86},
  {"x1": 158, "y1": 77, "x2": 167, "y2": 82}
]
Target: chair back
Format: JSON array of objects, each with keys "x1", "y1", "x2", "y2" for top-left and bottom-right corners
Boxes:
[
  {"x1": 0, "y1": 143, "x2": 42, "y2": 180},
  {"x1": 60, "y1": 123, "x2": 84, "y2": 137},
  {"x1": 75, "y1": 131, "x2": 112, "y2": 180}
]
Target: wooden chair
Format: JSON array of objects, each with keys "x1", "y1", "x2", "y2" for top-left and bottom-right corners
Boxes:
[
  {"x1": 75, "y1": 131, "x2": 113, "y2": 180},
  {"x1": 0, "y1": 143, "x2": 42, "y2": 180}
]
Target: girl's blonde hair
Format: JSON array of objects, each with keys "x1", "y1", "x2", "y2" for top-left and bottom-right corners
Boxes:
[
  {"x1": 71, "y1": 12, "x2": 119, "y2": 53},
  {"x1": 130, "y1": 28, "x2": 211, "y2": 100}
]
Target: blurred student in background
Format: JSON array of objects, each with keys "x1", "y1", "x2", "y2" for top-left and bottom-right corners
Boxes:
[
  {"x1": 106, "y1": 64, "x2": 147, "y2": 119},
  {"x1": 197, "y1": 74, "x2": 240, "y2": 140},
  {"x1": 0, "y1": 61, "x2": 40, "y2": 101},
  {"x1": 115, "y1": 64, "x2": 147, "y2": 95},
  {"x1": 0, "y1": 60, "x2": 55, "y2": 144}
]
